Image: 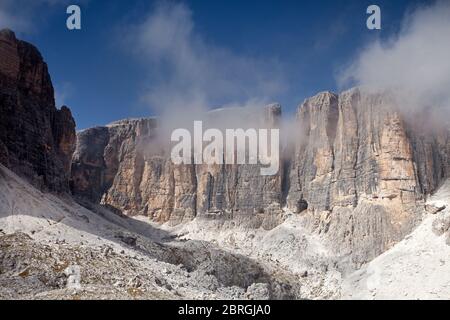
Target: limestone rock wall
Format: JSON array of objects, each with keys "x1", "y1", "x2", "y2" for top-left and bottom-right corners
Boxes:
[
  {"x1": 70, "y1": 88, "x2": 449, "y2": 263},
  {"x1": 286, "y1": 88, "x2": 450, "y2": 264},
  {"x1": 70, "y1": 118, "x2": 198, "y2": 223}
]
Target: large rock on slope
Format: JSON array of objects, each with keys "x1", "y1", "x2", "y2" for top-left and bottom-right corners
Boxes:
[{"x1": 0, "y1": 29, "x2": 75, "y2": 191}]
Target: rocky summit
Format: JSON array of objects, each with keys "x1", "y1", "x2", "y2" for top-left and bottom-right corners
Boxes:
[{"x1": 1, "y1": 30, "x2": 450, "y2": 300}]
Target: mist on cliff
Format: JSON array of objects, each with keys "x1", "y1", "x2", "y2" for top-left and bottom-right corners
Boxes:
[
  {"x1": 338, "y1": 0, "x2": 450, "y2": 124},
  {"x1": 129, "y1": 0, "x2": 450, "y2": 157},
  {"x1": 127, "y1": 1, "x2": 293, "y2": 149},
  {"x1": 125, "y1": 0, "x2": 310, "y2": 164},
  {"x1": 130, "y1": 2, "x2": 287, "y2": 124}
]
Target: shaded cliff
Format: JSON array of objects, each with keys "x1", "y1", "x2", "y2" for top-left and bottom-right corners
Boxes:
[{"x1": 0, "y1": 29, "x2": 75, "y2": 191}]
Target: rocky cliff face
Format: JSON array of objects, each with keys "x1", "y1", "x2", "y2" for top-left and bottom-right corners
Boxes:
[
  {"x1": 286, "y1": 88, "x2": 450, "y2": 265},
  {"x1": 70, "y1": 89, "x2": 450, "y2": 264},
  {"x1": 71, "y1": 106, "x2": 284, "y2": 227},
  {"x1": 0, "y1": 29, "x2": 76, "y2": 191},
  {"x1": 2, "y1": 29, "x2": 450, "y2": 299}
]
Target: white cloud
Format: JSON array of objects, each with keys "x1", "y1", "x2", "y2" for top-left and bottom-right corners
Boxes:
[
  {"x1": 129, "y1": 1, "x2": 286, "y2": 115},
  {"x1": 338, "y1": 0, "x2": 450, "y2": 115}
]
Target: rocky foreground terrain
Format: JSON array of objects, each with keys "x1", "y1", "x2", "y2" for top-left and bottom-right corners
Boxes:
[
  {"x1": 1, "y1": 29, "x2": 450, "y2": 299},
  {"x1": 0, "y1": 164, "x2": 289, "y2": 299},
  {"x1": 1, "y1": 162, "x2": 449, "y2": 300}
]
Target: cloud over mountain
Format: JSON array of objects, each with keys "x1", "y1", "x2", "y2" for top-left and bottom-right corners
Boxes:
[
  {"x1": 339, "y1": 0, "x2": 450, "y2": 117},
  {"x1": 129, "y1": 1, "x2": 286, "y2": 114}
]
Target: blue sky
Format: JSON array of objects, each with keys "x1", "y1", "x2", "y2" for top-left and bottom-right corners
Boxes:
[{"x1": 0, "y1": 0, "x2": 432, "y2": 129}]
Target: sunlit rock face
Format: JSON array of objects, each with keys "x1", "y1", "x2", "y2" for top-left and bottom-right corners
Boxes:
[
  {"x1": 0, "y1": 29, "x2": 75, "y2": 192},
  {"x1": 286, "y1": 88, "x2": 450, "y2": 265}
]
